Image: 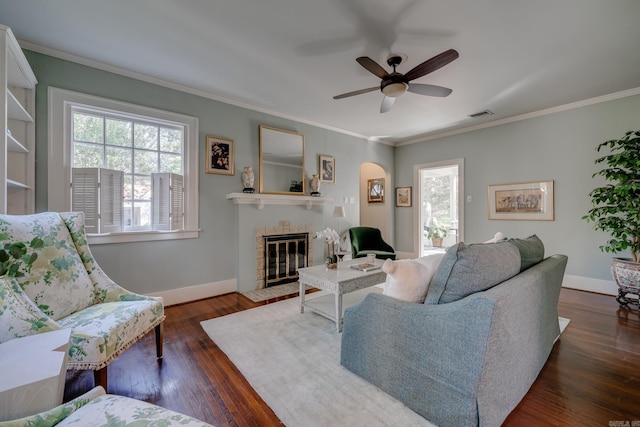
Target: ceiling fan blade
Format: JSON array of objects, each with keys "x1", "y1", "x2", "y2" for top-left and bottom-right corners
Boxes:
[
  {"x1": 404, "y1": 49, "x2": 459, "y2": 82},
  {"x1": 356, "y1": 57, "x2": 389, "y2": 79},
  {"x1": 333, "y1": 87, "x2": 379, "y2": 99},
  {"x1": 380, "y1": 96, "x2": 395, "y2": 113},
  {"x1": 407, "y1": 83, "x2": 453, "y2": 97}
]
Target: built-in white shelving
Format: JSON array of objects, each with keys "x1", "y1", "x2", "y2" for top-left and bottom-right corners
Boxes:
[{"x1": 1, "y1": 25, "x2": 37, "y2": 214}]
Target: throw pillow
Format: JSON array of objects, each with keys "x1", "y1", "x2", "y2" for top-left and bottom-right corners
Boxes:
[
  {"x1": 484, "y1": 232, "x2": 505, "y2": 243},
  {"x1": 425, "y1": 241, "x2": 521, "y2": 304},
  {"x1": 507, "y1": 234, "x2": 544, "y2": 271},
  {"x1": 382, "y1": 253, "x2": 444, "y2": 303}
]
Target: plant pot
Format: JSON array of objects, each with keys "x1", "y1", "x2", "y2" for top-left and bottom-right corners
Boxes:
[
  {"x1": 431, "y1": 237, "x2": 443, "y2": 248},
  {"x1": 610, "y1": 257, "x2": 640, "y2": 309}
]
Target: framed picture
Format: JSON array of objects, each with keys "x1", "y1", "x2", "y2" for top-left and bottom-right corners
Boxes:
[
  {"x1": 395, "y1": 186, "x2": 412, "y2": 207},
  {"x1": 206, "y1": 135, "x2": 234, "y2": 175},
  {"x1": 319, "y1": 155, "x2": 335, "y2": 183},
  {"x1": 368, "y1": 178, "x2": 384, "y2": 203},
  {"x1": 488, "y1": 180, "x2": 554, "y2": 220}
]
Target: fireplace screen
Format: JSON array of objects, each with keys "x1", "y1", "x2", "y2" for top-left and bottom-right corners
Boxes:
[{"x1": 264, "y1": 233, "x2": 309, "y2": 287}]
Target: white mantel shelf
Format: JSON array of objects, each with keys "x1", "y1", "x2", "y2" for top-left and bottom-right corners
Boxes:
[{"x1": 226, "y1": 192, "x2": 333, "y2": 210}]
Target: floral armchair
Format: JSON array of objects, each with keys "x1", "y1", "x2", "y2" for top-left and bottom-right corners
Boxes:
[
  {"x1": 0, "y1": 212, "x2": 165, "y2": 391},
  {"x1": 0, "y1": 386, "x2": 212, "y2": 427}
]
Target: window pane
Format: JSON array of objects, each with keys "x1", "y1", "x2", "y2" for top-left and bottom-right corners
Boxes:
[
  {"x1": 134, "y1": 175, "x2": 152, "y2": 200},
  {"x1": 73, "y1": 142, "x2": 103, "y2": 168},
  {"x1": 127, "y1": 201, "x2": 151, "y2": 227},
  {"x1": 124, "y1": 201, "x2": 150, "y2": 227},
  {"x1": 73, "y1": 112, "x2": 103, "y2": 143},
  {"x1": 134, "y1": 150, "x2": 159, "y2": 174},
  {"x1": 106, "y1": 119, "x2": 132, "y2": 147},
  {"x1": 134, "y1": 124, "x2": 158, "y2": 149},
  {"x1": 106, "y1": 146, "x2": 132, "y2": 172},
  {"x1": 160, "y1": 153, "x2": 182, "y2": 174},
  {"x1": 160, "y1": 128, "x2": 182, "y2": 153}
]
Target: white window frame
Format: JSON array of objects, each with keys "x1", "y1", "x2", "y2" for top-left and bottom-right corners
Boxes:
[{"x1": 48, "y1": 87, "x2": 199, "y2": 244}]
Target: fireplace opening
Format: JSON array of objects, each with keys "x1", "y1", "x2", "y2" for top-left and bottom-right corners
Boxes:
[{"x1": 264, "y1": 233, "x2": 309, "y2": 287}]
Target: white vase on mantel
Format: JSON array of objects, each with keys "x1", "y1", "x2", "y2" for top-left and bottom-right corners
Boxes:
[
  {"x1": 310, "y1": 174, "x2": 321, "y2": 196},
  {"x1": 242, "y1": 166, "x2": 255, "y2": 193}
]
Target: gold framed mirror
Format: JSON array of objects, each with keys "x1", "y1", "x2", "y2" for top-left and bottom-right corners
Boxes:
[{"x1": 259, "y1": 125, "x2": 305, "y2": 194}]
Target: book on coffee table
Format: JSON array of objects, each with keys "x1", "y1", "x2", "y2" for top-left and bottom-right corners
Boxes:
[{"x1": 350, "y1": 263, "x2": 381, "y2": 272}]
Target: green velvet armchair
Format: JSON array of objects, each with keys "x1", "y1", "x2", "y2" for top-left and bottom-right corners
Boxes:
[{"x1": 348, "y1": 227, "x2": 396, "y2": 260}]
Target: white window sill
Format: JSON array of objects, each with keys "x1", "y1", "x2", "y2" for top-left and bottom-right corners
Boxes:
[{"x1": 87, "y1": 229, "x2": 200, "y2": 245}]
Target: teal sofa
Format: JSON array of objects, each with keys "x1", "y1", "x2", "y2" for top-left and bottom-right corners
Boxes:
[{"x1": 341, "y1": 238, "x2": 567, "y2": 426}]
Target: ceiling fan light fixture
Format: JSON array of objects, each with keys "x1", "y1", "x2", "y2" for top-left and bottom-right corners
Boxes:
[{"x1": 381, "y1": 82, "x2": 408, "y2": 98}]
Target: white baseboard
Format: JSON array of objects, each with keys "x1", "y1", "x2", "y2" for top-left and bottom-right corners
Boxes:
[
  {"x1": 562, "y1": 274, "x2": 617, "y2": 296},
  {"x1": 150, "y1": 279, "x2": 237, "y2": 306},
  {"x1": 148, "y1": 272, "x2": 616, "y2": 307}
]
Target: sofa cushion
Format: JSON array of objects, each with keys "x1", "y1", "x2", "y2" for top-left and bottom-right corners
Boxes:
[
  {"x1": 507, "y1": 234, "x2": 544, "y2": 271},
  {"x1": 382, "y1": 253, "x2": 444, "y2": 303},
  {"x1": 425, "y1": 241, "x2": 521, "y2": 304},
  {"x1": 0, "y1": 213, "x2": 94, "y2": 320}
]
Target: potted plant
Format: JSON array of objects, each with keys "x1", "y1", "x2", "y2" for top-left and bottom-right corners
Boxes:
[
  {"x1": 583, "y1": 129, "x2": 640, "y2": 309},
  {"x1": 427, "y1": 224, "x2": 449, "y2": 248}
]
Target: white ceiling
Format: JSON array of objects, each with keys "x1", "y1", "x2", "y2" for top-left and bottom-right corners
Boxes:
[{"x1": 1, "y1": 0, "x2": 639, "y2": 145}]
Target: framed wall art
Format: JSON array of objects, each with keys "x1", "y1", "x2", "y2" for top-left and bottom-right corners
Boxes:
[
  {"x1": 206, "y1": 135, "x2": 234, "y2": 175},
  {"x1": 319, "y1": 155, "x2": 335, "y2": 183},
  {"x1": 488, "y1": 180, "x2": 554, "y2": 220},
  {"x1": 368, "y1": 178, "x2": 384, "y2": 203},
  {"x1": 395, "y1": 186, "x2": 412, "y2": 207}
]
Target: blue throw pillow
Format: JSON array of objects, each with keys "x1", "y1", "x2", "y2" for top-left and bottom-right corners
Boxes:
[
  {"x1": 425, "y1": 241, "x2": 521, "y2": 304},
  {"x1": 507, "y1": 234, "x2": 544, "y2": 271}
]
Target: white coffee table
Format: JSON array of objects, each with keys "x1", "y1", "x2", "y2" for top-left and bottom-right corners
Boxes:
[{"x1": 298, "y1": 259, "x2": 387, "y2": 332}]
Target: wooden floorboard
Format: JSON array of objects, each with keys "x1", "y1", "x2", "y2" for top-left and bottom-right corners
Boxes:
[{"x1": 64, "y1": 288, "x2": 640, "y2": 426}]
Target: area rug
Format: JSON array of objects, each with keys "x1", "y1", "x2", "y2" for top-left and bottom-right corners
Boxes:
[
  {"x1": 201, "y1": 290, "x2": 571, "y2": 427},
  {"x1": 201, "y1": 288, "x2": 435, "y2": 426},
  {"x1": 240, "y1": 282, "x2": 300, "y2": 302}
]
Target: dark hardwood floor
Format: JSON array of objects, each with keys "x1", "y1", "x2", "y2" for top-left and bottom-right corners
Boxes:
[{"x1": 64, "y1": 288, "x2": 640, "y2": 426}]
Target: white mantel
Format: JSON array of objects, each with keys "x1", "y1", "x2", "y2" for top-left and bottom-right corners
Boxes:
[{"x1": 226, "y1": 192, "x2": 333, "y2": 210}]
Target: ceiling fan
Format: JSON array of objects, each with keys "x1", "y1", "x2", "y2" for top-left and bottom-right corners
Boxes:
[{"x1": 333, "y1": 49, "x2": 459, "y2": 113}]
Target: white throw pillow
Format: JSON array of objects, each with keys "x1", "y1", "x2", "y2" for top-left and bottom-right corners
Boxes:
[
  {"x1": 382, "y1": 253, "x2": 445, "y2": 303},
  {"x1": 484, "y1": 232, "x2": 505, "y2": 243}
]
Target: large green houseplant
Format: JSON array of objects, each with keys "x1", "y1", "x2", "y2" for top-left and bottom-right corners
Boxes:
[{"x1": 583, "y1": 129, "x2": 640, "y2": 308}]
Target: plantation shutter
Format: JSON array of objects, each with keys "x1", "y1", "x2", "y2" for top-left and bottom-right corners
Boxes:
[
  {"x1": 151, "y1": 173, "x2": 184, "y2": 231},
  {"x1": 71, "y1": 168, "x2": 123, "y2": 233},
  {"x1": 170, "y1": 174, "x2": 184, "y2": 230},
  {"x1": 71, "y1": 168, "x2": 99, "y2": 233},
  {"x1": 99, "y1": 169, "x2": 124, "y2": 233}
]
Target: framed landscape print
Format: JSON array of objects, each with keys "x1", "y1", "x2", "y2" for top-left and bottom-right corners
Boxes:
[
  {"x1": 319, "y1": 155, "x2": 335, "y2": 183},
  {"x1": 368, "y1": 178, "x2": 384, "y2": 203},
  {"x1": 395, "y1": 186, "x2": 411, "y2": 207},
  {"x1": 206, "y1": 135, "x2": 234, "y2": 175},
  {"x1": 488, "y1": 180, "x2": 554, "y2": 220}
]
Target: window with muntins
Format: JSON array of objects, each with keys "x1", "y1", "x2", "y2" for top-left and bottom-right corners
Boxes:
[{"x1": 48, "y1": 88, "x2": 199, "y2": 244}]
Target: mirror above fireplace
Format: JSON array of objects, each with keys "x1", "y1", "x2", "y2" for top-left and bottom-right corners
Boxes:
[{"x1": 259, "y1": 125, "x2": 305, "y2": 195}]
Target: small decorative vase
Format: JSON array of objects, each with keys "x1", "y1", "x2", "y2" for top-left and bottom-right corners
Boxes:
[
  {"x1": 310, "y1": 174, "x2": 321, "y2": 196},
  {"x1": 431, "y1": 237, "x2": 443, "y2": 248},
  {"x1": 242, "y1": 166, "x2": 255, "y2": 193}
]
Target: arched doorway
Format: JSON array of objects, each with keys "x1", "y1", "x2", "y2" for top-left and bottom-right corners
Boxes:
[{"x1": 359, "y1": 162, "x2": 393, "y2": 244}]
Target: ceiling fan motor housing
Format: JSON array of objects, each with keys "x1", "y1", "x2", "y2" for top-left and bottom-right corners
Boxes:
[{"x1": 381, "y1": 72, "x2": 408, "y2": 97}]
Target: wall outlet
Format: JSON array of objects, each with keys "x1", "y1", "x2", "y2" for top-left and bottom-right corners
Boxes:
[{"x1": 467, "y1": 195, "x2": 472, "y2": 203}]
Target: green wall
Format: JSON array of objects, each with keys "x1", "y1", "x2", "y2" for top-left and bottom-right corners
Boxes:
[
  {"x1": 25, "y1": 50, "x2": 394, "y2": 295},
  {"x1": 395, "y1": 94, "x2": 640, "y2": 282}
]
